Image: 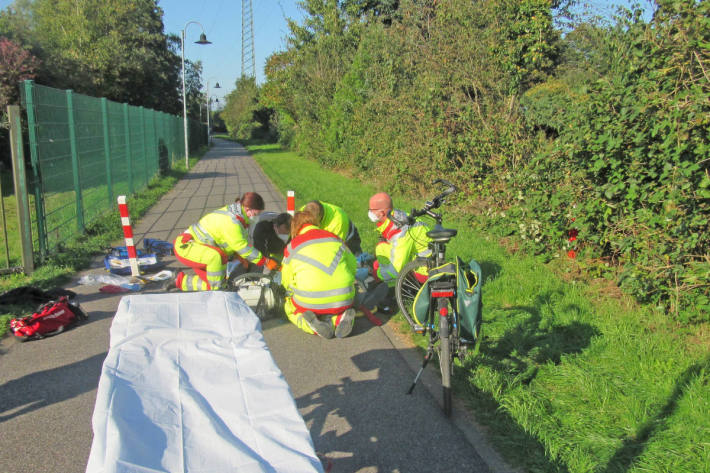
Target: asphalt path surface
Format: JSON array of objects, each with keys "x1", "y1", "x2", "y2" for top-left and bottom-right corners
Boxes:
[{"x1": 0, "y1": 139, "x2": 508, "y2": 473}]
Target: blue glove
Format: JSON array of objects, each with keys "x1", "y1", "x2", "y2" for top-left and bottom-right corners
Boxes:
[
  {"x1": 356, "y1": 252, "x2": 374, "y2": 267},
  {"x1": 355, "y1": 267, "x2": 369, "y2": 282}
]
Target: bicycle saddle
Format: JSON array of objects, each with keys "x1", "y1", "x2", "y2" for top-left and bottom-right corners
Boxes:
[{"x1": 427, "y1": 227, "x2": 457, "y2": 241}]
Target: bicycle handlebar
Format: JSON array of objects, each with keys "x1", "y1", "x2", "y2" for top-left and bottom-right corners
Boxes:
[{"x1": 406, "y1": 179, "x2": 457, "y2": 224}]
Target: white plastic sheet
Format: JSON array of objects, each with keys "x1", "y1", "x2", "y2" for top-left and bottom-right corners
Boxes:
[{"x1": 86, "y1": 292, "x2": 323, "y2": 473}]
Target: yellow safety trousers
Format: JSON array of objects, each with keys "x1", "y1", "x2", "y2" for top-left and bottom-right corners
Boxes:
[{"x1": 174, "y1": 238, "x2": 226, "y2": 291}]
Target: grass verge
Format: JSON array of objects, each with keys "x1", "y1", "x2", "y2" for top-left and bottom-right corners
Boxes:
[
  {"x1": 248, "y1": 142, "x2": 709, "y2": 473},
  {"x1": 0, "y1": 149, "x2": 207, "y2": 337}
]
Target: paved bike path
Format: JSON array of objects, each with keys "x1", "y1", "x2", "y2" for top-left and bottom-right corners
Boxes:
[{"x1": 0, "y1": 139, "x2": 505, "y2": 473}]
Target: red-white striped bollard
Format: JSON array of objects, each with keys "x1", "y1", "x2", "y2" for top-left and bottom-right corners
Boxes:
[
  {"x1": 117, "y1": 195, "x2": 140, "y2": 277},
  {"x1": 287, "y1": 190, "x2": 295, "y2": 216}
]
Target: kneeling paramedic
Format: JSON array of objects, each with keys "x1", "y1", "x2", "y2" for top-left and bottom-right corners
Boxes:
[
  {"x1": 170, "y1": 192, "x2": 280, "y2": 291},
  {"x1": 365, "y1": 192, "x2": 433, "y2": 311},
  {"x1": 281, "y1": 211, "x2": 357, "y2": 339},
  {"x1": 301, "y1": 200, "x2": 362, "y2": 256}
]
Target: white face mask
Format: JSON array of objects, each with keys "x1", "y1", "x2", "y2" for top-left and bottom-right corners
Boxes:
[
  {"x1": 276, "y1": 233, "x2": 289, "y2": 242},
  {"x1": 368, "y1": 210, "x2": 380, "y2": 223}
]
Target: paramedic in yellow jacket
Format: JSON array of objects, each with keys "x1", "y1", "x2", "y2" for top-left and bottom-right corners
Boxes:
[
  {"x1": 281, "y1": 211, "x2": 357, "y2": 339},
  {"x1": 170, "y1": 192, "x2": 280, "y2": 291},
  {"x1": 301, "y1": 200, "x2": 362, "y2": 255},
  {"x1": 368, "y1": 192, "x2": 432, "y2": 286}
]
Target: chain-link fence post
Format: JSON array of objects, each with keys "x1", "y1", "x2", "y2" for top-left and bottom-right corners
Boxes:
[
  {"x1": 101, "y1": 97, "x2": 113, "y2": 207},
  {"x1": 66, "y1": 90, "x2": 84, "y2": 232},
  {"x1": 123, "y1": 103, "x2": 133, "y2": 194},
  {"x1": 22, "y1": 80, "x2": 47, "y2": 260}
]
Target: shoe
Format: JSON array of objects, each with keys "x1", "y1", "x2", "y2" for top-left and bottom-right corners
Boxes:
[
  {"x1": 302, "y1": 311, "x2": 334, "y2": 339},
  {"x1": 334, "y1": 308, "x2": 356, "y2": 338},
  {"x1": 163, "y1": 271, "x2": 182, "y2": 292},
  {"x1": 378, "y1": 304, "x2": 397, "y2": 315}
]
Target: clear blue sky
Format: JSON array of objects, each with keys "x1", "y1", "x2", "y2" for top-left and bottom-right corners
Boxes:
[{"x1": 160, "y1": 0, "x2": 306, "y2": 106}]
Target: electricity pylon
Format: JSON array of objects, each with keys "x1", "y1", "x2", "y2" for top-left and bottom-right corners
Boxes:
[{"x1": 241, "y1": 0, "x2": 255, "y2": 78}]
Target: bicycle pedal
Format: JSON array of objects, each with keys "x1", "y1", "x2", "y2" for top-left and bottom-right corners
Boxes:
[{"x1": 413, "y1": 324, "x2": 425, "y2": 334}]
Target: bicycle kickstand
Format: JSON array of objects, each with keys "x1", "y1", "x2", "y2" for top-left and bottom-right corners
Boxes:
[{"x1": 406, "y1": 346, "x2": 434, "y2": 395}]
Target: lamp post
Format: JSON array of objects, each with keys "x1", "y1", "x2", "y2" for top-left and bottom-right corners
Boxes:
[
  {"x1": 205, "y1": 80, "x2": 220, "y2": 145},
  {"x1": 181, "y1": 21, "x2": 211, "y2": 169}
]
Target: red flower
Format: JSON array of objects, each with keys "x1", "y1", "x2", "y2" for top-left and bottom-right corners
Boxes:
[{"x1": 567, "y1": 250, "x2": 576, "y2": 259}]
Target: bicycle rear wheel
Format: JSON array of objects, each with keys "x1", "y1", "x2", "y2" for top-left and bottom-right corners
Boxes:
[
  {"x1": 437, "y1": 298, "x2": 453, "y2": 417},
  {"x1": 395, "y1": 259, "x2": 427, "y2": 330}
]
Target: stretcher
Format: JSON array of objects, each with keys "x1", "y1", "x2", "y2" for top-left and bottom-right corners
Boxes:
[{"x1": 86, "y1": 291, "x2": 323, "y2": 473}]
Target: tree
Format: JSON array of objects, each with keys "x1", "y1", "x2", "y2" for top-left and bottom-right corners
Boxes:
[
  {"x1": 221, "y1": 76, "x2": 273, "y2": 140},
  {"x1": 184, "y1": 59, "x2": 204, "y2": 120},
  {"x1": 0, "y1": 36, "x2": 39, "y2": 111},
  {"x1": 0, "y1": 0, "x2": 183, "y2": 113}
]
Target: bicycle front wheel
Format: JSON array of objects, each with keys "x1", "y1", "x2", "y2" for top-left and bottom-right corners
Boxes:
[{"x1": 395, "y1": 259, "x2": 427, "y2": 330}]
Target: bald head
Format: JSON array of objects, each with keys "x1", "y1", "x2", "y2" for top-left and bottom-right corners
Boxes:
[
  {"x1": 368, "y1": 192, "x2": 393, "y2": 224},
  {"x1": 369, "y1": 193, "x2": 392, "y2": 211}
]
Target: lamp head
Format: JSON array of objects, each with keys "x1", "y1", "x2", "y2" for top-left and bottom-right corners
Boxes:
[
  {"x1": 195, "y1": 33, "x2": 211, "y2": 45},
  {"x1": 214, "y1": 82, "x2": 221, "y2": 89}
]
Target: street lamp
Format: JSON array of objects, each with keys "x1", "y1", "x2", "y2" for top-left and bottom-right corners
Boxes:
[
  {"x1": 205, "y1": 80, "x2": 220, "y2": 145},
  {"x1": 181, "y1": 21, "x2": 211, "y2": 169}
]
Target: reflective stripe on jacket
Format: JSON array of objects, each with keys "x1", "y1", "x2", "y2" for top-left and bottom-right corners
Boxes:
[
  {"x1": 375, "y1": 213, "x2": 432, "y2": 282},
  {"x1": 281, "y1": 224, "x2": 356, "y2": 314},
  {"x1": 186, "y1": 202, "x2": 265, "y2": 265}
]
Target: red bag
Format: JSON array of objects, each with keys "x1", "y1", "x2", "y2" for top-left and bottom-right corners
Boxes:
[{"x1": 9, "y1": 296, "x2": 88, "y2": 341}]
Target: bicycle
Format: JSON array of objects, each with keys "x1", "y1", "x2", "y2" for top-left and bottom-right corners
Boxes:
[{"x1": 393, "y1": 179, "x2": 482, "y2": 417}]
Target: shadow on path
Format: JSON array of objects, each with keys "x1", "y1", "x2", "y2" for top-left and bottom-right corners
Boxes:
[
  {"x1": 297, "y1": 347, "x2": 492, "y2": 473},
  {"x1": 0, "y1": 352, "x2": 106, "y2": 423}
]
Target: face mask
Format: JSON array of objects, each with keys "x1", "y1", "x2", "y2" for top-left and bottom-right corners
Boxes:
[
  {"x1": 368, "y1": 210, "x2": 380, "y2": 223},
  {"x1": 277, "y1": 233, "x2": 289, "y2": 242}
]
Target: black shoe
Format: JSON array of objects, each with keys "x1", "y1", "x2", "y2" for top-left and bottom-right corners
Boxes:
[{"x1": 378, "y1": 304, "x2": 397, "y2": 315}]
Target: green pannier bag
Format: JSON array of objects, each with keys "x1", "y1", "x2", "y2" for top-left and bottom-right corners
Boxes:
[{"x1": 412, "y1": 256, "x2": 482, "y2": 343}]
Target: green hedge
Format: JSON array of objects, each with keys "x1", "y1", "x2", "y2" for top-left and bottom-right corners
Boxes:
[{"x1": 260, "y1": 0, "x2": 709, "y2": 322}]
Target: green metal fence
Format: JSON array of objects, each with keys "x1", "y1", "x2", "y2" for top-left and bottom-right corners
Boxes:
[{"x1": 20, "y1": 80, "x2": 206, "y2": 263}]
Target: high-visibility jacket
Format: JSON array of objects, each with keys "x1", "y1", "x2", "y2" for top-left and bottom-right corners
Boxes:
[
  {"x1": 299, "y1": 201, "x2": 353, "y2": 242},
  {"x1": 374, "y1": 213, "x2": 432, "y2": 283},
  {"x1": 281, "y1": 224, "x2": 356, "y2": 314},
  {"x1": 186, "y1": 202, "x2": 266, "y2": 266}
]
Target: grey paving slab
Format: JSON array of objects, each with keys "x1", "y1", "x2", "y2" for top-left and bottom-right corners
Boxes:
[{"x1": 0, "y1": 139, "x2": 504, "y2": 473}]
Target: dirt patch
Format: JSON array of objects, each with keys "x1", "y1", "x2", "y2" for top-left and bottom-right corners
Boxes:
[{"x1": 499, "y1": 236, "x2": 520, "y2": 255}]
